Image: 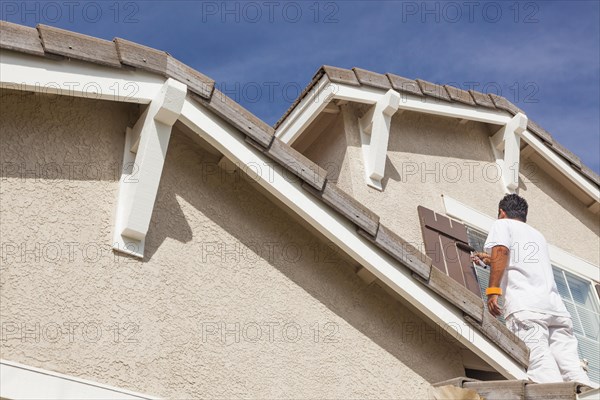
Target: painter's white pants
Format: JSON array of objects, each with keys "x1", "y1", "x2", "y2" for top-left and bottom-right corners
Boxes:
[{"x1": 506, "y1": 310, "x2": 594, "y2": 386}]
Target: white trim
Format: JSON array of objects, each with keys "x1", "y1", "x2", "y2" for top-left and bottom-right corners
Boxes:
[
  {"x1": 331, "y1": 82, "x2": 512, "y2": 125},
  {"x1": 275, "y1": 76, "x2": 337, "y2": 145},
  {"x1": 0, "y1": 359, "x2": 158, "y2": 400},
  {"x1": 442, "y1": 195, "x2": 600, "y2": 283},
  {"x1": 180, "y1": 98, "x2": 527, "y2": 380},
  {"x1": 520, "y1": 129, "x2": 600, "y2": 205},
  {"x1": 275, "y1": 79, "x2": 513, "y2": 145},
  {"x1": 0, "y1": 50, "x2": 164, "y2": 104}
]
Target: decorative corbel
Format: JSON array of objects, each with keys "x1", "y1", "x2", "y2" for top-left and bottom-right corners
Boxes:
[
  {"x1": 113, "y1": 78, "x2": 187, "y2": 258},
  {"x1": 358, "y1": 89, "x2": 401, "y2": 190},
  {"x1": 490, "y1": 112, "x2": 528, "y2": 193}
]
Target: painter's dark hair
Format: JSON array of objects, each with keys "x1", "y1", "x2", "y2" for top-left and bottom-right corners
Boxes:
[{"x1": 498, "y1": 194, "x2": 528, "y2": 222}]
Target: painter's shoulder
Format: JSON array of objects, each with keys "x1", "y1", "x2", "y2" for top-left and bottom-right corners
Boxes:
[{"x1": 490, "y1": 219, "x2": 510, "y2": 227}]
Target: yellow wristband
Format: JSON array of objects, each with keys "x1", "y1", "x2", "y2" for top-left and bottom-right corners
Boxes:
[{"x1": 486, "y1": 287, "x2": 502, "y2": 296}]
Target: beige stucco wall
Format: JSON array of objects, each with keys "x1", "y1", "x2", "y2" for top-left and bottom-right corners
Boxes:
[
  {"x1": 304, "y1": 103, "x2": 599, "y2": 266},
  {"x1": 0, "y1": 90, "x2": 466, "y2": 398}
]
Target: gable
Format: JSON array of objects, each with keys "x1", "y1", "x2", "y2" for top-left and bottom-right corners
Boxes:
[
  {"x1": 275, "y1": 65, "x2": 600, "y2": 214},
  {"x1": 0, "y1": 21, "x2": 532, "y2": 381}
]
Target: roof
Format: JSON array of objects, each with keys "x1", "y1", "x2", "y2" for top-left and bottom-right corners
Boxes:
[
  {"x1": 274, "y1": 65, "x2": 600, "y2": 187},
  {"x1": 0, "y1": 20, "x2": 545, "y2": 375}
]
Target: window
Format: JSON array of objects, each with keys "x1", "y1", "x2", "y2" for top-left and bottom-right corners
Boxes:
[
  {"x1": 553, "y1": 267, "x2": 600, "y2": 383},
  {"x1": 465, "y1": 226, "x2": 600, "y2": 384}
]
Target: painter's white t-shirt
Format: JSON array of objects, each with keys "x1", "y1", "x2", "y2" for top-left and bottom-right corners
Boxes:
[{"x1": 484, "y1": 219, "x2": 570, "y2": 318}]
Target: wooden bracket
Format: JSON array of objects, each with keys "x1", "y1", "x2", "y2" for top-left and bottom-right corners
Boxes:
[
  {"x1": 490, "y1": 112, "x2": 527, "y2": 193},
  {"x1": 358, "y1": 89, "x2": 401, "y2": 190},
  {"x1": 113, "y1": 78, "x2": 187, "y2": 258}
]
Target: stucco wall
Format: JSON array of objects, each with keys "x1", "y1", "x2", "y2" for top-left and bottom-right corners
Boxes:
[
  {"x1": 304, "y1": 103, "x2": 599, "y2": 265},
  {"x1": 518, "y1": 157, "x2": 599, "y2": 264},
  {"x1": 0, "y1": 90, "x2": 465, "y2": 399}
]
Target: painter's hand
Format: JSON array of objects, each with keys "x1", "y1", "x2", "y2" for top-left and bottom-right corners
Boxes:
[
  {"x1": 471, "y1": 252, "x2": 491, "y2": 265},
  {"x1": 488, "y1": 295, "x2": 502, "y2": 317}
]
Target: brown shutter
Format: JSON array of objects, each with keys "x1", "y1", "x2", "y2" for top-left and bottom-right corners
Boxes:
[{"x1": 417, "y1": 206, "x2": 481, "y2": 297}]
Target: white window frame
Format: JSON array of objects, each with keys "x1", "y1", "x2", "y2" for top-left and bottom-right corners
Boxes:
[{"x1": 442, "y1": 195, "x2": 600, "y2": 284}]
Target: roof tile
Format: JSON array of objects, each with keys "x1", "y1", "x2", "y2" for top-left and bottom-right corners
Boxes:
[
  {"x1": 358, "y1": 224, "x2": 431, "y2": 280},
  {"x1": 303, "y1": 181, "x2": 380, "y2": 236},
  {"x1": 263, "y1": 137, "x2": 328, "y2": 191},
  {"x1": 114, "y1": 38, "x2": 168, "y2": 75},
  {"x1": 527, "y1": 119, "x2": 554, "y2": 145},
  {"x1": 0, "y1": 21, "x2": 45, "y2": 57},
  {"x1": 464, "y1": 311, "x2": 530, "y2": 367},
  {"x1": 37, "y1": 24, "x2": 121, "y2": 68},
  {"x1": 468, "y1": 90, "x2": 496, "y2": 108},
  {"x1": 386, "y1": 74, "x2": 423, "y2": 96},
  {"x1": 273, "y1": 70, "x2": 326, "y2": 130},
  {"x1": 353, "y1": 67, "x2": 391, "y2": 90},
  {"x1": 549, "y1": 141, "x2": 582, "y2": 169},
  {"x1": 321, "y1": 65, "x2": 360, "y2": 86},
  {"x1": 489, "y1": 94, "x2": 524, "y2": 116},
  {"x1": 444, "y1": 85, "x2": 476, "y2": 106},
  {"x1": 581, "y1": 165, "x2": 600, "y2": 186},
  {"x1": 192, "y1": 90, "x2": 274, "y2": 148},
  {"x1": 166, "y1": 56, "x2": 214, "y2": 99},
  {"x1": 416, "y1": 79, "x2": 451, "y2": 102},
  {"x1": 413, "y1": 261, "x2": 484, "y2": 323}
]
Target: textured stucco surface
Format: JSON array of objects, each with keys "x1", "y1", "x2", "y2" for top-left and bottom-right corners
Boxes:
[
  {"x1": 518, "y1": 156, "x2": 599, "y2": 265},
  {"x1": 0, "y1": 90, "x2": 465, "y2": 398},
  {"x1": 304, "y1": 103, "x2": 599, "y2": 265}
]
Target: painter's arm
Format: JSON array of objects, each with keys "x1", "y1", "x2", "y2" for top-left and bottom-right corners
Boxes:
[{"x1": 488, "y1": 245, "x2": 509, "y2": 317}]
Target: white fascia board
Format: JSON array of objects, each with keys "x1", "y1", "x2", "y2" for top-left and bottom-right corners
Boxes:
[
  {"x1": 396, "y1": 92, "x2": 511, "y2": 125},
  {"x1": 520, "y1": 129, "x2": 600, "y2": 203},
  {"x1": 180, "y1": 98, "x2": 527, "y2": 380},
  {"x1": 442, "y1": 195, "x2": 599, "y2": 282},
  {"x1": 0, "y1": 359, "x2": 159, "y2": 400},
  {"x1": 0, "y1": 50, "x2": 164, "y2": 104},
  {"x1": 332, "y1": 83, "x2": 512, "y2": 125},
  {"x1": 275, "y1": 76, "x2": 337, "y2": 145}
]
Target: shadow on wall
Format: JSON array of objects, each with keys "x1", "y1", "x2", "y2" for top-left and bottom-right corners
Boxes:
[
  {"x1": 387, "y1": 111, "x2": 497, "y2": 162},
  {"x1": 0, "y1": 89, "x2": 139, "y2": 182},
  {"x1": 140, "y1": 126, "x2": 465, "y2": 384}
]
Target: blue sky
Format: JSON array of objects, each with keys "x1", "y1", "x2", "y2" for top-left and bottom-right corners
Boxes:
[{"x1": 2, "y1": 0, "x2": 599, "y2": 173}]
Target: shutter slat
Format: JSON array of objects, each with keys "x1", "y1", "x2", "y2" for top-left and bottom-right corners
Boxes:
[
  {"x1": 440, "y1": 235, "x2": 465, "y2": 285},
  {"x1": 423, "y1": 226, "x2": 446, "y2": 273},
  {"x1": 458, "y1": 248, "x2": 483, "y2": 296}
]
